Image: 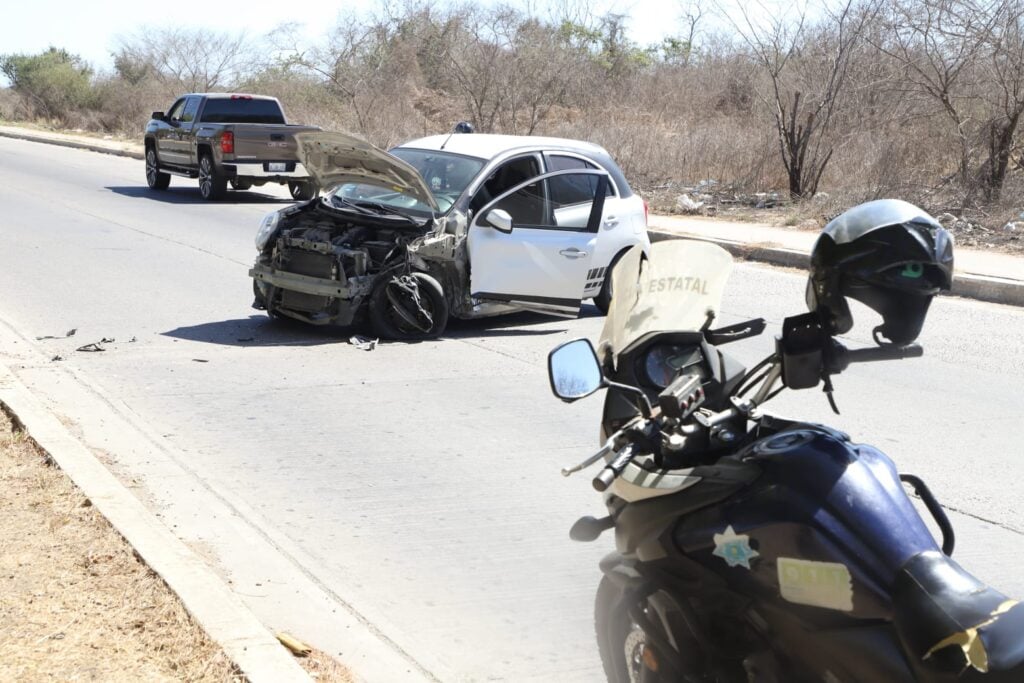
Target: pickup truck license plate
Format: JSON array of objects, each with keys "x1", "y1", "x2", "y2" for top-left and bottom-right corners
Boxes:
[{"x1": 268, "y1": 162, "x2": 287, "y2": 172}]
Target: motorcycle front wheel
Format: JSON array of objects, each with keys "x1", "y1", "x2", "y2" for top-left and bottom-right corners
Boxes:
[{"x1": 595, "y1": 577, "x2": 666, "y2": 683}]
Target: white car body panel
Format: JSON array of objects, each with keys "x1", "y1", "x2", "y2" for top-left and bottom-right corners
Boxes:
[{"x1": 467, "y1": 225, "x2": 597, "y2": 316}]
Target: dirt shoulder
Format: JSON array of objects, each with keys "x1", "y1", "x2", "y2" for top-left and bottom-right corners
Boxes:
[
  {"x1": 0, "y1": 408, "x2": 351, "y2": 682},
  {"x1": 0, "y1": 407, "x2": 241, "y2": 681}
]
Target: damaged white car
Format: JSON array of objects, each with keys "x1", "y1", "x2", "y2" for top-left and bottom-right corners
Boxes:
[{"x1": 249, "y1": 131, "x2": 650, "y2": 339}]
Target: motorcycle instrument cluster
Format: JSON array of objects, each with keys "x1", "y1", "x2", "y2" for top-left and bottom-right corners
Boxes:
[{"x1": 639, "y1": 343, "x2": 706, "y2": 389}]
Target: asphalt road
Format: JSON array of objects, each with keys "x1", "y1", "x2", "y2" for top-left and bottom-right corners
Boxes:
[{"x1": 2, "y1": 136, "x2": 1023, "y2": 681}]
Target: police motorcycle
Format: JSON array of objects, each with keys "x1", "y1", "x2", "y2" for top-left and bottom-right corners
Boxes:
[{"x1": 547, "y1": 200, "x2": 1024, "y2": 682}]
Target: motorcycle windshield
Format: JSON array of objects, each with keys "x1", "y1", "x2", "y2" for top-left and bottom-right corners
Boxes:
[{"x1": 598, "y1": 240, "x2": 733, "y2": 366}]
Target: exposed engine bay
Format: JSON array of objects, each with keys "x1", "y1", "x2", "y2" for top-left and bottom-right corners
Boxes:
[{"x1": 250, "y1": 197, "x2": 474, "y2": 340}]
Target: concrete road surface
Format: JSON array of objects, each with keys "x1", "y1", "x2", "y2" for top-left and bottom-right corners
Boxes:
[{"x1": 1, "y1": 136, "x2": 1023, "y2": 681}]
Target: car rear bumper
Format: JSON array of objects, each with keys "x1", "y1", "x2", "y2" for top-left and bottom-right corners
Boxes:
[{"x1": 225, "y1": 162, "x2": 310, "y2": 180}]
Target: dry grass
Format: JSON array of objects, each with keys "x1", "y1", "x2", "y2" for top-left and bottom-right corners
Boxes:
[
  {"x1": 0, "y1": 407, "x2": 243, "y2": 682},
  {"x1": 0, "y1": 405, "x2": 356, "y2": 682}
]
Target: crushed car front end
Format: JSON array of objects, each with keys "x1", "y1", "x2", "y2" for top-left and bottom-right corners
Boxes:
[
  {"x1": 250, "y1": 200, "x2": 434, "y2": 326},
  {"x1": 249, "y1": 131, "x2": 456, "y2": 338}
]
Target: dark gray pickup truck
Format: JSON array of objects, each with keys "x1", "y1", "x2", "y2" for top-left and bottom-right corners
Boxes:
[{"x1": 143, "y1": 93, "x2": 320, "y2": 200}]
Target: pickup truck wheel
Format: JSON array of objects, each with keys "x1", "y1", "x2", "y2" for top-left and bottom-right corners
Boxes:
[
  {"x1": 198, "y1": 154, "x2": 227, "y2": 200},
  {"x1": 288, "y1": 181, "x2": 317, "y2": 201},
  {"x1": 369, "y1": 271, "x2": 448, "y2": 340},
  {"x1": 145, "y1": 148, "x2": 171, "y2": 190}
]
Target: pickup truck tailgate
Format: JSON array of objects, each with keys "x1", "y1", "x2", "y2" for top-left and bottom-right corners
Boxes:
[{"x1": 228, "y1": 125, "x2": 319, "y2": 162}]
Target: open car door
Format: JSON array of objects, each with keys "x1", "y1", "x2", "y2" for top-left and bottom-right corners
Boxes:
[{"x1": 467, "y1": 169, "x2": 609, "y2": 316}]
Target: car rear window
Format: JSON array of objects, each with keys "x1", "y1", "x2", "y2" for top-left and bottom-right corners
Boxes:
[{"x1": 199, "y1": 98, "x2": 285, "y2": 124}]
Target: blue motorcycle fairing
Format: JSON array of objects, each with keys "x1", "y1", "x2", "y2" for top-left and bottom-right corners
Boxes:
[{"x1": 672, "y1": 425, "x2": 941, "y2": 622}]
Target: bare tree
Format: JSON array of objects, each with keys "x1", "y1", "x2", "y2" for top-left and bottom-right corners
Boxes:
[
  {"x1": 114, "y1": 27, "x2": 253, "y2": 95},
  {"x1": 978, "y1": 0, "x2": 1024, "y2": 199},
  {"x1": 878, "y1": 0, "x2": 1004, "y2": 196},
  {"x1": 725, "y1": 0, "x2": 881, "y2": 198}
]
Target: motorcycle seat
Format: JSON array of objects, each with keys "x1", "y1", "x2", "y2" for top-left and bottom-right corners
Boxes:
[{"x1": 893, "y1": 550, "x2": 1024, "y2": 676}]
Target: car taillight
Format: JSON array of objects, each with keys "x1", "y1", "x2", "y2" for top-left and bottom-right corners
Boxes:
[
  {"x1": 221, "y1": 131, "x2": 234, "y2": 154},
  {"x1": 642, "y1": 198, "x2": 649, "y2": 225}
]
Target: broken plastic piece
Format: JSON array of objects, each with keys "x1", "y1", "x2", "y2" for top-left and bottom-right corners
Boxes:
[{"x1": 349, "y1": 335, "x2": 379, "y2": 351}]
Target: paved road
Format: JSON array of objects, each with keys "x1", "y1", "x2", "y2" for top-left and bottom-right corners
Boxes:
[{"x1": 2, "y1": 136, "x2": 1023, "y2": 681}]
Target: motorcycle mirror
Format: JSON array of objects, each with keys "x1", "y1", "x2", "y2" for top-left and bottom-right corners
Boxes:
[{"x1": 548, "y1": 338, "x2": 603, "y2": 402}]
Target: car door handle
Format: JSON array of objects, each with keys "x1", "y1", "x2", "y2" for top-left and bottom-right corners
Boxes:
[
  {"x1": 559, "y1": 248, "x2": 588, "y2": 259},
  {"x1": 603, "y1": 215, "x2": 619, "y2": 227}
]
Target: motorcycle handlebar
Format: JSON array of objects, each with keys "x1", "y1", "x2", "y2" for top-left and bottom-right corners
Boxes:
[
  {"x1": 827, "y1": 342, "x2": 923, "y2": 374},
  {"x1": 593, "y1": 444, "x2": 637, "y2": 492},
  {"x1": 844, "y1": 343, "x2": 923, "y2": 363}
]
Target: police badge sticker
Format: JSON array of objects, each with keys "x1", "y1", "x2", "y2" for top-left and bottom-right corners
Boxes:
[{"x1": 712, "y1": 525, "x2": 759, "y2": 569}]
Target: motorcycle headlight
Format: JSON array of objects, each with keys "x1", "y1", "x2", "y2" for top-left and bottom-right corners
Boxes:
[{"x1": 255, "y1": 210, "x2": 282, "y2": 251}]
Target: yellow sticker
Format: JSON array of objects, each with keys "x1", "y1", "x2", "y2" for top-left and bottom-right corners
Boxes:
[{"x1": 777, "y1": 557, "x2": 853, "y2": 612}]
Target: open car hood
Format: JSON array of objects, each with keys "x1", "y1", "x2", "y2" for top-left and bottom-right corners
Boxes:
[{"x1": 294, "y1": 131, "x2": 438, "y2": 211}]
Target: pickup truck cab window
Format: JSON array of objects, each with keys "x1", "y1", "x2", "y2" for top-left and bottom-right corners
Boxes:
[
  {"x1": 199, "y1": 98, "x2": 286, "y2": 124},
  {"x1": 180, "y1": 96, "x2": 200, "y2": 124},
  {"x1": 166, "y1": 98, "x2": 186, "y2": 123}
]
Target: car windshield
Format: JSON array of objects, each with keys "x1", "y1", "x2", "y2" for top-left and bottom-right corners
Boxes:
[
  {"x1": 327, "y1": 183, "x2": 438, "y2": 219},
  {"x1": 390, "y1": 148, "x2": 486, "y2": 213}
]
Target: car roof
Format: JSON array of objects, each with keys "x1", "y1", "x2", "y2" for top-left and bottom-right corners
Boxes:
[{"x1": 396, "y1": 134, "x2": 610, "y2": 161}]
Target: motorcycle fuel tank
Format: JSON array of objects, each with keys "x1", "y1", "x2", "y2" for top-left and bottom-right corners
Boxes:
[{"x1": 672, "y1": 425, "x2": 941, "y2": 622}]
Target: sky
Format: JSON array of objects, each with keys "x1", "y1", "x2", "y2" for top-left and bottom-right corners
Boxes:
[{"x1": 0, "y1": 0, "x2": 701, "y2": 80}]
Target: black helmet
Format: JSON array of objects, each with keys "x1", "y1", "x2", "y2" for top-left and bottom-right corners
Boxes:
[
  {"x1": 806, "y1": 199, "x2": 954, "y2": 345},
  {"x1": 453, "y1": 121, "x2": 475, "y2": 134}
]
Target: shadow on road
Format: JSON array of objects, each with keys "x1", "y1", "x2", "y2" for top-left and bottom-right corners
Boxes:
[
  {"x1": 162, "y1": 315, "x2": 350, "y2": 347},
  {"x1": 106, "y1": 186, "x2": 294, "y2": 205},
  {"x1": 162, "y1": 305, "x2": 603, "y2": 348}
]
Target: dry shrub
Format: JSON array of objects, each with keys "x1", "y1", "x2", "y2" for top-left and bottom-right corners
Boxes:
[{"x1": 0, "y1": 88, "x2": 27, "y2": 120}]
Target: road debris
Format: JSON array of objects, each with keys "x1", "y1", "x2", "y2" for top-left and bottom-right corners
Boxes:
[
  {"x1": 76, "y1": 343, "x2": 106, "y2": 352},
  {"x1": 36, "y1": 328, "x2": 77, "y2": 340},
  {"x1": 276, "y1": 632, "x2": 313, "y2": 657},
  {"x1": 192, "y1": 358, "x2": 209, "y2": 363},
  {"x1": 349, "y1": 335, "x2": 379, "y2": 351}
]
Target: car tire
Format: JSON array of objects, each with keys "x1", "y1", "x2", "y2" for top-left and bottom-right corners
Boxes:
[
  {"x1": 594, "y1": 250, "x2": 628, "y2": 315},
  {"x1": 198, "y1": 153, "x2": 227, "y2": 200},
  {"x1": 231, "y1": 179, "x2": 252, "y2": 191},
  {"x1": 368, "y1": 271, "x2": 448, "y2": 340},
  {"x1": 289, "y1": 180, "x2": 317, "y2": 201},
  {"x1": 145, "y1": 147, "x2": 171, "y2": 190}
]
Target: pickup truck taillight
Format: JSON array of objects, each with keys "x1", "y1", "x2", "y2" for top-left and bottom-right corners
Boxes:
[{"x1": 221, "y1": 131, "x2": 234, "y2": 155}]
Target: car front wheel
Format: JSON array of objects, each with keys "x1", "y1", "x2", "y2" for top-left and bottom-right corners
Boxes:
[{"x1": 368, "y1": 271, "x2": 449, "y2": 340}]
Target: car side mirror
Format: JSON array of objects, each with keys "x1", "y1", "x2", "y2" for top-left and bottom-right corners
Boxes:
[
  {"x1": 548, "y1": 338, "x2": 604, "y2": 402},
  {"x1": 152, "y1": 111, "x2": 165, "y2": 121},
  {"x1": 485, "y1": 208, "x2": 513, "y2": 233}
]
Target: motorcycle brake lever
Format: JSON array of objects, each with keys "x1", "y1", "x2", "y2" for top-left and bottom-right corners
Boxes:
[{"x1": 561, "y1": 443, "x2": 613, "y2": 477}]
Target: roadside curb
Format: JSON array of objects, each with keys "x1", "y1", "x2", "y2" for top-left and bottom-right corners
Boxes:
[
  {"x1": 649, "y1": 228, "x2": 1024, "y2": 308},
  {"x1": 0, "y1": 127, "x2": 144, "y2": 160},
  {"x1": 0, "y1": 364, "x2": 311, "y2": 683}
]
